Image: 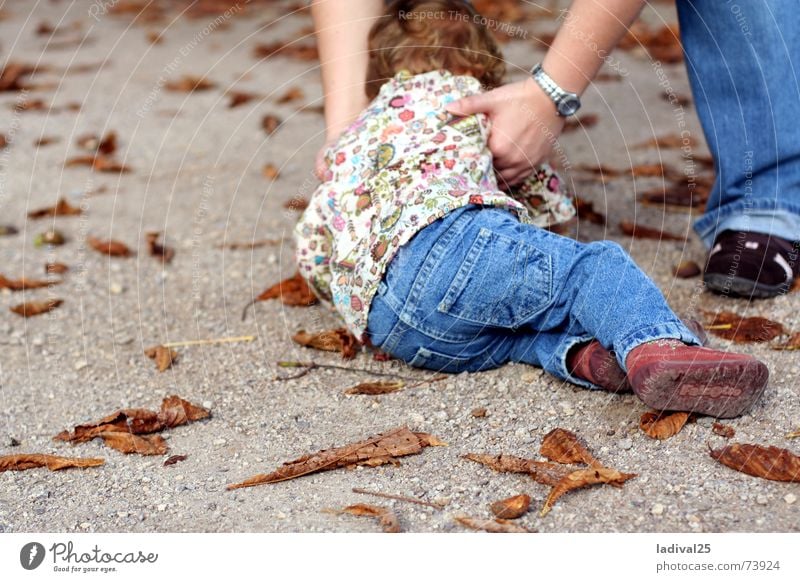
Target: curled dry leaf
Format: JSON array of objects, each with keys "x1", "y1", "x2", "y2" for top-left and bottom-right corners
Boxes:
[
  {"x1": 144, "y1": 345, "x2": 178, "y2": 372},
  {"x1": 540, "y1": 428, "x2": 600, "y2": 466},
  {"x1": 463, "y1": 453, "x2": 572, "y2": 487},
  {"x1": 45, "y1": 262, "x2": 69, "y2": 275},
  {"x1": 639, "y1": 411, "x2": 691, "y2": 440},
  {"x1": 619, "y1": 220, "x2": 685, "y2": 242},
  {"x1": 10, "y1": 299, "x2": 63, "y2": 317},
  {"x1": 454, "y1": 516, "x2": 531, "y2": 533},
  {"x1": 709, "y1": 443, "x2": 800, "y2": 482},
  {"x1": 28, "y1": 197, "x2": 82, "y2": 219},
  {"x1": 227, "y1": 90, "x2": 259, "y2": 108},
  {"x1": 283, "y1": 196, "x2": 309, "y2": 211},
  {"x1": 772, "y1": 332, "x2": 800, "y2": 351},
  {"x1": 242, "y1": 271, "x2": 318, "y2": 320},
  {"x1": 703, "y1": 310, "x2": 785, "y2": 343},
  {"x1": 276, "y1": 86, "x2": 304, "y2": 104},
  {"x1": 0, "y1": 62, "x2": 37, "y2": 92},
  {"x1": 0, "y1": 273, "x2": 59, "y2": 291},
  {"x1": 226, "y1": 426, "x2": 445, "y2": 489},
  {"x1": 712, "y1": 422, "x2": 735, "y2": 439},
  {"x1": 343, "y1": 380, "x2": 405, "y2": 395},
  {"x1": 65, "y1": 155, "x2": 130, "y2": 173},
  {"x1": 292, "y1": 327, "x2": 360, "y2": 359},
  {"x1": 87, "y1": 236, "x2": 133, "y2": 257},
  {"x1": 164, "y1": 75, "x2": 215, "y2": 92},
  {"x1": 541, "y1": 466, "x2": 637, "y2": 516},
  {"x1": 333, "y1": 504, "x2": 401, "y2": 533},
  {"x1": 98, "y1": 432, "x2": 167, "y2": 455},
  {"x1": 0, "y1": 454, "x2": 104, "y2": 472},
  {"x1": 146, "y1": 231, "x2": 175, "y2": 263},
  {"x1": 262, "y1": 114, "x2": 282, "y2": 135},
  {"x1": 164, "y1": 454, "x2": 188, "y2": 467},
  {"x1": 490, "y1": 494, "x2": 531, "y2": 519},
  {"x1": 673, "y1": 260, "x2": 701, "y2": 279}
]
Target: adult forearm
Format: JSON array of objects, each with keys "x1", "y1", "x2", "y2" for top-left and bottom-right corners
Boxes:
[
  {"x1": 542, "y1": 0, "x2": 646, "y2": 95},
  {"x1": 311, "y1": 0, "x2": 383, "y2": 139}
]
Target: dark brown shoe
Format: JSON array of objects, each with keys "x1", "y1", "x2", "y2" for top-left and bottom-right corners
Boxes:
[{"x1": 625, "y1": 339, "x2": 769, "y2": 418}]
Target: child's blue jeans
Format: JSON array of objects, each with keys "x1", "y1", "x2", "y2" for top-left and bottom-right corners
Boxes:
[{"x1": 365, "y1": 204, "x2": 702, "y2": 390}]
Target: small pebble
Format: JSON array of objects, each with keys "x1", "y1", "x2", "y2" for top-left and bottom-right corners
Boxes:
[
  {"x1": 756, "y1": 495, "x2": 768, "y2": 505},
  {"x1": 619, "y1": 438, "x2": 633, "y2": 450},
  {"x1": 213, "y1": 438, "x2": 226, "y2": 446},
  {"x1": 109, "y1": 283, "x2": 124, "y2": 295},
  {"x1": 651, "y1": 503, "x2": 664, "y2": 516},
  {"x1": 157, "y1": 504, "x2": 167, "y2": 512},
  {"x1": 784, "y1": 493, "x2": 797, "y2": 505},
  {"x1": 74, "y1": 360, "x2": 88, "y2": 371}
]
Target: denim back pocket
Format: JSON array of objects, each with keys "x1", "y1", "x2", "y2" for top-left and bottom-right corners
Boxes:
[{"x1": 436, "y1": 227, "x2": 553, "y2": 329}]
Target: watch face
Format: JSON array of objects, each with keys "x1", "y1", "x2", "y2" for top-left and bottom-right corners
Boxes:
[{"x1": 557, "y1": 97, "x2": 581, "y2": 117}]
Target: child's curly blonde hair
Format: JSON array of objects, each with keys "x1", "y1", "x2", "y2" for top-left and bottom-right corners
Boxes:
[{"x1": 366, "y1": 0, "x2": 506, "y2": 99}]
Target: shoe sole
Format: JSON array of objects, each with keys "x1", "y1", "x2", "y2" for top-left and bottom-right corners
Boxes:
[
  {"x1": 704, "y1": 273, "x2": 790, "y2": 299},
  {"x1": 631, "y1": 358, "x2": 769, "y2": 418}
]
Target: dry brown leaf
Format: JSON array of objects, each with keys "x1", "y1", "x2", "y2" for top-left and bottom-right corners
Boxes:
[
  {"x1": 619, "y1": 23, "x2": 683, "y2": 64},
  {"x1": 563, "y1": 113, "x2": 599, "y2": 133},
  {"x1": 10, "y1": 299, "x2": 63, "y2": 317},
  {"x1": 164, "y1": 454, "x2": 188, "y2": 466},
  {"x1": 292, "y1": 327, "x2": 360, "y2": 359},
  {"x1": 635, "y1": 134, "x2": 696, "y2": 150},
  {"x1": 144, "y1": 345, "x2": 178, "y2": 372},
  {"x1": 454, "y1": 515, "x2": 531, "y2": 533},
  {"x1": 45, "y1": 262, "x2": 69, "y2": 275},
  {"x1": 226, "y1": 426, "x2": 444, "y2": 489},
  {"x1": 343, "y1": 380, "x2": 405, "y2": 395},
  {"x1": 165, "y1": 75, "x2": 215, "y2": 92},
  {"x1": 709, "y1": 443, "x2": 800, "y2": 482},
  {"x1": 672, "y1": 260, "x2": 701, "y2": 278},
  {"x1": 540, "y1": 428, "x2": 600, "y2": 466},
  {"x1": 262, "y1": 114, "x2": 282, "y2": 135},
  {"x1": 35, "y1": 136, "x2": 59, "y2": 147},
  {"x1": 574, "y1": 196, "x2": 607, "y2": 226},
  {"x1": 471, "y1": 407, "x2": 487, "y2": 418},
  {"x1": 0, "y1": 133, "x2": 6, "y2": 148},
  {"x1": 463, "y1": 453, "x2": 572, "y2": 487},
  {"x1": 0, "y1": 454, "x2": 104, "y2": 472},
  {"x1": 87, "y1": 236, "x2": 134, "y2": 257},
  {"x1": 98, "y1": 432, "x2": 168, "y2": 455},
  {"x1": 243, "y1": 271, "x2": 318, "y2": 320},
  {"x1": 262, "y1": 164, "x2": 280, "y2": 180},
  {"x1": 54, "y1": 395, "x2": 210, "y2": 445},
  {"x1": 619, "y1": 220, "x2": 685, "y2": 242},
  {"x1": 227, "y1": 90, "x2": 258, "y2": 108},
  {"x1": 541, "y1": 466, "x2": 637, "y2": 516},
  {"x1": 0, "y1": 273, "x2": 59, "y2": 291},
  {"x1": 490, "y1": 494, "x2": 531, "y2": 519},
  {"x1": 253, "y1": 40, "x2": 318, "y2": 61},
  {"x1": 334, "y1": 504, "x2": 401, "y2": 533},
  {"x1": 276, "y1": 86, "x2": 304, "y2": 104},
  {"x1": 65, "y1": 154, "x2": 130, "y2": 173},
  {"x1": 772, "y1": 332, "x2": 800, "y2": 351},
  {"x1": 77, "y1": 131, "x2": 117, "y2": 155},
  {"x1": 146, "y1": 231, "x2": 175, "y2": 263},
  {"x1": 703, "y1": 310, "x2": 785, "y2": 343},
  {"x1": 639, "y1": 411, "x2": 691, "y2": 440},
  {"x1": 283, "y1": 196, "x2": 309, "y2": 211},
  {"x1": 219, "y1": 238, "x2": 280, "y2": 250},
  {"x1": 0, "y1": 62, "x2": 37, "y2": 92},
  {"x1": 712, "y1": 422, "x2": 735, "y2": 439},
  {"x1": 28, "y1": 198, "x2": 82, "y2": 219}
]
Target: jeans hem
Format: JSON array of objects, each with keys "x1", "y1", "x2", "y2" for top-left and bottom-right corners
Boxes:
[
  {"x1": 615, "y1": 321, "x2": 703, "y2": 372},
  {"x1": 694, "y1": 199, "x2": 800, "y2": 247},
  {"x1": 551, "y1": 334, "x2": 604, "y2": 391}
]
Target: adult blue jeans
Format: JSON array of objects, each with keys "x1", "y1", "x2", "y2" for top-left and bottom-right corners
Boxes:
[
  {"x1": 677, "y1": 0, "x2": 800, "y2": 246},
  {"x1": 365, "y1": 204, "x2": 702, "y2": 389}
]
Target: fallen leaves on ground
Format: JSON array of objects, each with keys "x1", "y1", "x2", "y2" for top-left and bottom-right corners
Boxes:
[
  {"x1": 28, "y1": 198, "x2": 82, "y2": 219},
  {"x1": 703, "y1": 310, "x2": 785, "y2": 343},
  {"x1": 253, "y1": 40, "x2": 318, "y2": 61},
  {"x1": 10, "y1": 299, "x2": 63, "y2": 317},
  {"x1": 574, "y1": 196, "x2": 606, "y2": 226},
  {"x1": 541, "y1": 466, "x2": 636, "y2": 516},
  {"x1": 226, "y1": 426, "x2": 445, "y2": 489},
  {"x1": 0, "y1": 454, "x2": 104, "y2": 472},
  {"x1": 227, "y1": 90, "x2": 258, "y2": 108},
  {"x1": 144, "y1": 345, "x2": 178, "y2": 372},
  {"x1": 164, "y1": 75, "x2": 215, "y2": 92},
  {"x1": 672, "y1": 260, "x2": 701, "y2": 278},
  {"x1": 772, "y1": 333, "x2": 800, "y2": 351},
  {"x1": 65, "y1": 154, "x2": 130, "y2": 173},
  {"x1": 490, "y1": 494, "x2": 531, "y2": 519},
  {"x1": 292, "y1": 327, "x2": 360, "y2": 359},
  {"x1": 242, "y1": 271, "x2": 318, "y2": 320},
  {"x1": 45, "y1": 262, "x2": 69, "y2": 275},
  {"x1": 262, "y1": 163, "x2": 279, "y2": 180},
  {"x1": 0, "y1": 133, "x2": 6, "y2": 148},
  {"x1": 0, "y1": 62, "x2": 37, "y2": 92},
  {"x1": 563, "y1": 113, "x2": 599, "y2": 133},
  {"x1": 619, "y1": 22, "x2": 683, "y2": 64},
  {"x1": 0, "y1": 273, "x2": 59, "y2": 291},
  {"x1": 164, "y1": 454, "x2": 188, "y2": 467},
  {"x1": 146, "y1": 231, "x2": 174, "y2": 263},
  {"x1": 709, "y1": 443, "x2": 800, "y2": 482},
  {"x1": 635, "y1": 133, "x2": 696, "y2": 150},
  {"x1": 54, "y1": 395, "x2": 210, "y2": 456},
  {"x1": 35, "y1": 136, "x2": 59, "y2": 147},
  {"x1": 454, "y1": 515, "x2": 531, "y2": 533},
  {"x1": 619, "y1": 220, "x2": 685, "y2": 242},
  {"x1": 640, "y1": 411, "x2": 691, "y2": 440},
  {"x1": 471, "y1": 407, "x2": 487, "y2": 418},
  {"x1": 540, "y1": 428, "x2": 600, "y2": 466},
  {"x1": 87, "y1": 236, "x2": 134, "y2": 257},
  {"x1": 34, "y1": 229, "x2": 66, "y2": 246},
  {"x1": 712, "y1": 423, "x2": 735, "y2": 439},
  {"x1": 262, "y1": 114, "x2": 282, "y2": 135},
  {"x1": 276, "y1": 86, "x2": 304, "y2": 104},
  {"x1": 77, "y1": 131, "x2": 117, "y2": 155},
  {"x1": 283, "y1": 196, "x2": 309, "y2": 211},
  {"x1": 464, "y1": 453, "x2": 572, "y2": 486},
  {"x1": 343, "y1": 380, "x2": 405, "y2": 395},
  {"x1": 219, "y1": 238, "x2": 279, "y2": 250},
  {"x1": 329, "y1": 504, "x2": 401, "y2": 533}
]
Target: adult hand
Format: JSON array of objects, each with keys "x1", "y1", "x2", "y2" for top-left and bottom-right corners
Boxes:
[{"x1": 446, "y1": 78, "x2": 566, "y2": 187}]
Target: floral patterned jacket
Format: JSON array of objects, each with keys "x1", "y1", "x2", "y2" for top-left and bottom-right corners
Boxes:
[{"x1": 294, "y1": 69, "x2": 575, "y2": 343}]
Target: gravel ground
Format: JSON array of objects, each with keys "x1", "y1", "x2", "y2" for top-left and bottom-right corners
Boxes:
[{"x1": 1, "y1": 0, "x2": 798, "y2": 533}]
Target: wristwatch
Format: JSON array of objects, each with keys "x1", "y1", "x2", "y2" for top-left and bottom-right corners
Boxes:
[{"x1": 530, "y1": 63, "x2": 581, "y2": 117}]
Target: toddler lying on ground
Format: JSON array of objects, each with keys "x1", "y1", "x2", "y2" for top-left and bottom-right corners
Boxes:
[{"x1": 295, "y1": 0, "x2": 768, "y2": 418}]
